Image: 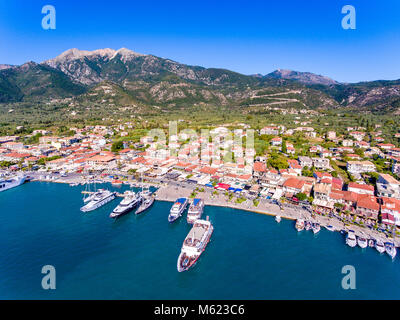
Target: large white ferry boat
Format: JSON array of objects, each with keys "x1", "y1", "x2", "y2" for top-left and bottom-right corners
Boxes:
[
  {"x1": 110, "y1": 191, "x2": 142, "y2": 218},
  {"x1": 187, "y1": 198, "x2": 204, "y2": 224},
  {"x1": 168, "y1": 198, "x2": 188, "y2": 223},
  {"x1": 177, "y1": 217, "x2": 214, "y2": 272},
  {"x1": 0, "y1": 175, "x2": 26, "y2": 192},
  {"x1": 80, "y1": 189, "x2": 116, "y2": 212}
]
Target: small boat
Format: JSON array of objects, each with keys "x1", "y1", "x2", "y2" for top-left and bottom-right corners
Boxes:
[
  {"x1": 69, "y1": 182, "x2": 79, "y2": 187},
  {"x1": 375, "y1": 240, "x2": 385, "y2": 254},
  {"x1": 346, "y1": 230, "x2": 357, "y2": 247},
  {"x1": 177, "y1": 217, "x2": 213, "y2": 272},
  {"x1": 385, "y1": 242, "x2": 397, "y2": 259},
  {"x1": 305, "y1": 221, "x2": 312, "y2": 231},
  {"x1": 110, "y1": 191, "x2": 142, "y2": 218},
  {"x1": 368, "y1": 239, "x2": 375, "y2": 248},
  {"x1": 295, "y1": 219, "x2": 304, "y2": 232},
  {"x1": 168, "y1": 198, "x2": 188, "y2": 223},
  {"x1": 312, "y1": 223, "x2": 321, "y2": 234},
  {"x1": 187, "y1": 198, "x2": 205, "y2": 224},
  {"x1": 135, "y1": 196, "x2": 155, "y2": 215},
  {"x1": 112, "y1": 180, "x2": 123, "y2": 186},
  {"x1": 275, "y1": 215, "x2": 281, "y2": 223},
  {"x1": 325, "y1": 225, "x2": 335, "y2": 232},
  {"x1": 357, "y1": 236, "x2": 368, "y2": 249}
]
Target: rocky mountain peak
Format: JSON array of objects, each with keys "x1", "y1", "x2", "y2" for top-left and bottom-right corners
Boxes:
[{"x1": 266, "y1": 69, "x2": 338, "y2": 86}]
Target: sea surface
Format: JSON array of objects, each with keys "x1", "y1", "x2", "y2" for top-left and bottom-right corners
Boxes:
[{"x1": 1, "y1": 181, "x2": 400, "y2": 299}]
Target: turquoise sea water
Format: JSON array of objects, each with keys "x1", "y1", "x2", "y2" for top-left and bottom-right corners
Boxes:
[{"x1": 1, "y1": 181, "x2": 400, "y2": 299}]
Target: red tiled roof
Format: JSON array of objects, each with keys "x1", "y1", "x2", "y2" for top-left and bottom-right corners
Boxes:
[
  {"x1": 253, "y1": 162, "x2": 266, "y2": 172},
  {"x1": 348, "y1": 182, "x2": 374, "y2": 192},
  {"x1": 356, "y1": 194, "x2": 379, "y2": 211},
  {"x1": 199, "y1": 166, "x2": 218, "y2": 175},
  {"x1": 283, "y1": 177, "x2": 305, "y2": 190}
]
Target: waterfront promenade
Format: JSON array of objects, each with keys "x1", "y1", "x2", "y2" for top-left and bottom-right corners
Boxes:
[{"x1": 155, "y1": 185, "x2": 400, "y2": 247}]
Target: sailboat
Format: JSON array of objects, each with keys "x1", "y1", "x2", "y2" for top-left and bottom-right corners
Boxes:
[{"x1": 83, "y1": 176, "x2": 97, "y2": 203}]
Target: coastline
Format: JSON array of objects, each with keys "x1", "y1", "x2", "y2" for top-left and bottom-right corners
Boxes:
[
  {"x1": 25, "y1": 172, "x2": 400, "y2": 247},
  {"x1": 154, "y1": 185, "x2": 400, "y2": 247}
]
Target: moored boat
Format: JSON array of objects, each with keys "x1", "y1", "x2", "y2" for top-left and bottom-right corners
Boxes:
[
  {"x1": 375, "y1": 240, "x2": 385, "y2": 254},
  {"x1": 312, "y1": 223, "x2": 320, "y2": 234},
  {"x1": 305, "y1": 221, "x2": 311, "y2": 231},
  {"x1": 325, "y1": 225, "x2": 335, "y2": 232},
  {"x1": 177, "y1": 217, "x2": 213, "y2": 272},
  {"x1": 112, "y1": 180, "x2": 123, "y2": 186},
  {"x1": 80, "y1": 189, "x2": 116, "y2": 212},
  {"x1": 385, "y1": 242, "x2": 397, "y2": 259},
  {"x1": 357, "y1": 236, "x2": 368, "y2": 249},
  {"x1": 295, "y1": 219, "x2": 304, "y2": 232},
  {"x1": 187, "y1": 198, "x2": 204, "y2": 224},
  {"x1": 168, "y1": 198, "x2": 188, "y2": 223},
  {"x1": 368, "y1": 239, "x2": 375, "y2": 248},
  {"x1": 0, "y1": 175, "x2": 26, "y2": 192},
  {"x1": 346, "y1": 230, "x2": 357, "y2": 247},
  {"x1": 135, "y1": 196, "x2": 155, "y2": 215},
  {"x1": 275, "y1": 215, "x2": 281, "y2": 223},
  {"x1": 110, "y1": 191, "x2": 142, "y2": 218}
]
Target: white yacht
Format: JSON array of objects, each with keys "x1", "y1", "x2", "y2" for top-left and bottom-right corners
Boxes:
[
  {"x1": 168, "y1": 198, "x2": 188, "y2": 223},
  {"x1": 80, "y1": 189, "x2": 116, "y2": 212},
  {"x1": 135, "y1": 195, "x2": 155, "y2": 215},
  {"x1": 0, "y1": 175, "x2": 26, "y2": 192},
  {"x1": 110, "y1": 191, "x2": 142, "y2": 218},
  {"x1": 375, "y1": 240, "x2": 385, "y2": 254},
  {"x1": 177, "y1": 217, "x2": 214, "y2": 272},
  {"x1": 385, "y1": 242, "x2": 397, "y2": 259},
  {"x1": 346, "y1": 230, "x2": 357, "y2": 247},
  {"x1": 275, "y1": 215, "x2": 281, "y2": 223},
  {"x1": 187, "y1": 198, "x2": 204, "y2": 224},
  {"x1": 357, "y1": 236, "x2": 368, "y2": 249}
]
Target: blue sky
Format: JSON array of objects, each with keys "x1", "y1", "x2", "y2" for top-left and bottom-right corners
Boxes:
[{"x1": 0, "y1": 0, "x2": 399, "y2": 83}]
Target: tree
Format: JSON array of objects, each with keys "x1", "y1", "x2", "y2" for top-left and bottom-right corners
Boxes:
[
  {"x1": 281, "y1": 139, "x2": 287, "y2": 154},
  {"x1": 111, "y1": 140, "x2": 124, "y2": 153},
  {"x1": 296, "y1": 193, "x2": 307, "y2": 201}
]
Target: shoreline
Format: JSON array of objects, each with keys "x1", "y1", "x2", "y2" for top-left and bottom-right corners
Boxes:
[
  {"x1": 26, "y1": 173, "x2": 400, "y2": 247},
  {"x1": 154, "y1": 185, "x2": 400, "y2": 247}
]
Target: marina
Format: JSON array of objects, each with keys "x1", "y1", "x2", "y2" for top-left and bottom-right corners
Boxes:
[{"x1": 2, "y1": 181, "x2": 400, "y2": 299}]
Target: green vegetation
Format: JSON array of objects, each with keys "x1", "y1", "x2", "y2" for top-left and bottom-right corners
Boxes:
[
  {"x1": 267, "y1": 152, "x2": 288, "y2": 170},
  {"x1": 111, "y1": 140, "x2": 124, "y2": 152}
]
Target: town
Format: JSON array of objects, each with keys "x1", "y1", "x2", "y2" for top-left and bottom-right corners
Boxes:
[{"x1": 1, "y1": 118, "x2": 400, "y2": 245}]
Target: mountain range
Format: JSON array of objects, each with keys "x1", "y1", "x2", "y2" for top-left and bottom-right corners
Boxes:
[{"x1": 1, "y1": 48, "x2": 399, "y2": 114}]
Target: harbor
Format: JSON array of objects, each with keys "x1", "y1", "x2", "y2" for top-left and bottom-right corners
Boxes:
[
  {"x1": 4, "y1": 170, "x2": 400, "y2": 250},
  {"x1": 154, "y1": 184, "x2": 400, "y2": 248},
  {"x1": 2, "y1": 180, "x2": 400, "y2": 299}
]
